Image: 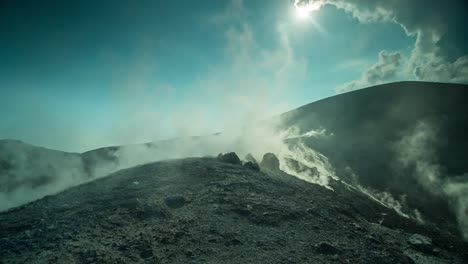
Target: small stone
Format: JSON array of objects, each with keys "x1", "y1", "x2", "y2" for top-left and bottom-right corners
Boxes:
[
  {"x1": 164, "y1": 196, "x2": 187, "y2": 209},
  {"x1": 315, "y1": 242, "x2": 340, "y2": 255}
]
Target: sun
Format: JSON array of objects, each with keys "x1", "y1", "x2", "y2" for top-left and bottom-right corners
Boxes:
[
  {"x1": 294, "y1": 1, "x2": 323, "y2": 20},
  {"x1": 295, "y1": 7, "x2": 311, "y2": 19}
]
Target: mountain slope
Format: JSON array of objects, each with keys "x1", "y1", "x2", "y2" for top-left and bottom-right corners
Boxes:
[
  {"x1": 278, "y1": 81, "x2": 468, "y2": 234},
  {"x1": 1, "y1": 157, "x2": 466, "y2": 263}
]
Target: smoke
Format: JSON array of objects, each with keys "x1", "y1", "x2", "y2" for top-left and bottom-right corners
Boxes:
[{"x1": 394, "y1": 121, "x2": 468, "y2": 239}]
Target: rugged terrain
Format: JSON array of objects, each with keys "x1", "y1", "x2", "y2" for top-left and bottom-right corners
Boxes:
[
  {"x1": 1, "y1": 156, "x2": 467, "y2": 263},
  {"x1": 2, "y1": 82, "x2": 468, "y2": 226},
  {"x1": 1, "y1": 81, "x2": 468, "y2": 263},
  {"x1": 279, "y1": 81, "x2": 468, "y2": 229}
]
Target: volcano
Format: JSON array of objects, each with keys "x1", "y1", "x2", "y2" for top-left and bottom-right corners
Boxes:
[{"x1": 1, "y1": 81, "x2": 468, "y2": 263}]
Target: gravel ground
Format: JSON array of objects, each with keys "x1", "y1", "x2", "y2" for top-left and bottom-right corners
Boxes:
[{"x1": 1, "y1": 157, "x2": 467, "y2": 263}]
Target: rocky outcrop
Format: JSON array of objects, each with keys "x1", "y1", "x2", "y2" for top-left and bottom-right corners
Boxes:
[
  {"x1": 260, "y1": 153, "x2": 280, "y2": 171},
  {"x1": 243, "y1": 161, "x2": 260, "y2": 171},
  {"x1": 244, "y1": 153, "x2": 257, "y2": 164},
  {"x1": 217, "y1": 152, "x2": 242, "y2": 166}
]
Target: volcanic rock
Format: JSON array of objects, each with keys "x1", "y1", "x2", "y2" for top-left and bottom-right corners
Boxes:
[
  {"x1": 243, "y1": 161, "x2": 260, "y2": 171},
  {"x1": 217, "y1": 152, "x2": 242, "y2": 165},
  {"x1": 245, "y1": 153, "x2": 257, "y2": 163},
  {"x1": 260, "y1": 153, "x2": 280, "y2": 171}
]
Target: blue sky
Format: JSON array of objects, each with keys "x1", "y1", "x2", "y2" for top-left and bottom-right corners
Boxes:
[{"x1": 0, "y1": 0, "x2": 466, "y2": 151}]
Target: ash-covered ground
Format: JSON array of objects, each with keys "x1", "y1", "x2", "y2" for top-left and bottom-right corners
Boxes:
[{"x1": 1, "y1": 153, "x2": 466, "y2": 264}]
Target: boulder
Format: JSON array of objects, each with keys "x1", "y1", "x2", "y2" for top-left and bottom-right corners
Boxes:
[
  {"x1": 244, "y1": 153, "x2": 257, "y2": 163},
  {"x1": 217, "y1": 152, "x2": 242, "y2": 165},
  {"x1": 260, "y1": 153, "x2": 280, "y2": 171},
  {"x1": 243, "y1": 161, "x2": 260, "y2": 171}
]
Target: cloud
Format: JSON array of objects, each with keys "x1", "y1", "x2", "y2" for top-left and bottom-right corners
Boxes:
[
  {"x1": 414, "y1": 55, "x2": 468, "y2": 83},
  {"x1": 294, "y1": 0, "x2": 327, "y2": 11},
  {"x1": 337, "y1": 50, "x2": 401, "y2": 93},
  {"x1": 301, "y1": 0, "x2": 468, "y2": 90}
]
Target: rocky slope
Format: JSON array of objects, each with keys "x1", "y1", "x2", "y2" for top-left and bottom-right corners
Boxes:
[
  {"x1": 278, "y1": 81, "x2": 468, "y2": 235},
  {"x1": 1, "y1": 155, "x2": 467, "y2": 263}
]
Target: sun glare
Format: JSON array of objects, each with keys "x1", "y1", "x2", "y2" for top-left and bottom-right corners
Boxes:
[{"x1": 294, "y1": 2, "x2": 322, "y2": 20}]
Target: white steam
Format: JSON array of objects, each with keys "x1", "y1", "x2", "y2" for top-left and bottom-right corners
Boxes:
[
  {"x1": 356, "y1": 186, "x2": 425, "y2": 223},
  {"x1": 0, "y1": 141, "x2": 89, "y2": 211},
  {"x1": 0, "y1": 123, "x2": 342, "y2": 211},
  {"x1": 110, "y1": 125, "x2": 339, "y2": 189},
  {"x1": 394, "y1": 121, "x2": 468, "y2": 239}
]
